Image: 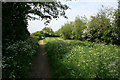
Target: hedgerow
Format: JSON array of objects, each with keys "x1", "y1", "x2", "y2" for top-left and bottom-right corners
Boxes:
[{"x1": 2, "y1": 37, "x2": 39, "y2": 78}]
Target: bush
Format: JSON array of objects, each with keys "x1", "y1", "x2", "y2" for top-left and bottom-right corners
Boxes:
[{"x1": 2, "y1": 37, "x2": 39, "y2": 78}]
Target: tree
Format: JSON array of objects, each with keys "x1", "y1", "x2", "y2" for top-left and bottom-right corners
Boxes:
[
  {"x1": 87, "y1": 15, "x2": 110, "y2": 42},
  {"x1": 85, "y1": 6, "x2": 120, "y2": 44},
  {"x1": 31, "y1": 27, "x2": 55, "y2": 40},
  {"x1": 3, "y1": 2, "x2": 69, "y2": 44},
  {"x1": 57, "y1": 16, "x2": 87, "y2": 40},
  {"x1": 73, "y1": 16, "x2": 86, "y2": 40},
  {"x1": 117, "y1": 0, "x2": 120, "y2": 28},
  {"x1": 60, "y1": 23, "x2": 72, "y2": 39},
  {"x1": 30, "y1": 31, "x2": 45, "y2": 40},
  {"x1": 111, "y1": 1, "x2": 120, "y2": 44},
  {"x1": 42, "y1": 27, "x2": 54, "y2": 37},
  {"x1": 54, "y1": 29, "x2": 61, "y2": 36},
  {"x1": 2, "y1": 2, "x2": 69, "y2": 78}
]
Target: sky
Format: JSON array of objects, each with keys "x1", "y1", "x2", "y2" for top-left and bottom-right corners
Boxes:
[{"x1": 28, "y1": 0, "x2": 118, "y2": 33}]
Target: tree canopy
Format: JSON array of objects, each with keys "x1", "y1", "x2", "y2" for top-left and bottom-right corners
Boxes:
[
  {"x1": 3, "y1": 2, "x2": 69, "y2": 44},
  {"x1": 56, "y1": 6, "x2": 120, "y2": 45}
]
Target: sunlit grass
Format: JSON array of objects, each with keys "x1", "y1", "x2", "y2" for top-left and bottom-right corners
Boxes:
[
  {"x1": 44, "y1": 37, "x2": 120, "y2": 78},
  {"x1": 38, "y1": 40, "x2": 41, "y2": 45}
]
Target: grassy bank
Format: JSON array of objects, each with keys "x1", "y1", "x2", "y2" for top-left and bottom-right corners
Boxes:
[{"x1": 44, "y1": 37, "x2": 119, "y2": 78}]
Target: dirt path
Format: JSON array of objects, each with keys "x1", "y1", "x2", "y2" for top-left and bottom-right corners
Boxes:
[{"x1": 29, "y1": 40, "x2": 52, "y2": 79}]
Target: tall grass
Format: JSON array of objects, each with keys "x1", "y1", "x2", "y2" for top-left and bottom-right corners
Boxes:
[{"x1": 44, "y1": 37, "x2": 120, "y2": 78}]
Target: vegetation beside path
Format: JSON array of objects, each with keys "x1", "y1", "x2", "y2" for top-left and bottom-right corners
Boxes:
[
  {"x1": 3, "y1": 37, "x2": 39, "y2": 78},
  {"x1": 44, "y1": 37, "x2": 119, "y2": 78}
]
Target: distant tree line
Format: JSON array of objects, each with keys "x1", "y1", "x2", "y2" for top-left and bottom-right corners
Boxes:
[
  {"x1": 31, "y1": 27, "x2": 59, "y2": 40},
  {"x1": 55, "y1": 5, "x2": 120, "y2": 45}
]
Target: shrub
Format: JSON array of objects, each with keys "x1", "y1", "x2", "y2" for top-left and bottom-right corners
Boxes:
[{"x1": 2, "y1": 37, "x2": 39, "y2": 78}]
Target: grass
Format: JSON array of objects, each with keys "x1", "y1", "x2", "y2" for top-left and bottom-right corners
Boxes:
[
  {"x1": 44, "y1": 37, "x2": 120, "y2": 78},
  {"x1": 38, "y1": 40, "x2": 41, "y2": 45}
]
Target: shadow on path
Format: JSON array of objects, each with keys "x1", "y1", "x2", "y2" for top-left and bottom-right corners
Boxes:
[{"x1": 29, "y1": 40, "x2": 52, "y2": 79}]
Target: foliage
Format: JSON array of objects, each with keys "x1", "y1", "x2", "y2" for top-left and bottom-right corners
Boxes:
[
  {"x1": 54, "y1": 28, "x2": 62, "y2": 37},
  {"x1": 60, "y1": 23, "x2": 72, "y2": 39},
  {"x1": 58, "y1": 17, "x2": 86, "y2": 40},
  {"x1": 44, "y1": 37, "x2": 119, "y2": 78},
  {"x1": 3, "y1": 2, "x2": 69, "y2": 78},
  {"x1": 56, "y1": 6, "x2": 120, "y2": 45},
  {"x1": 2, "y1": 37, "x2": 39, "y2": 78},
  {"x1": 2, "y1": 2, "x2": 69, "y2": 41},
  {"x1": 84, "y1": 6, "x2": 120, "y2": 45},
  {"x1": 112, "y1": 4, "x2": 120, "y2": 44},
  {"x1": 31, "y1": 31, "x2": 45, "y2": 40},
  {"x1": 31, "y1": 27, "x2": 56, "y2": 40},
  {"x1": 3, "y1": 2, "x2": 30, "y2": 43},
  {"x1": 86, "y1": 15, "x2": 111, "y2": 42},
  {"x1": 42, "y1": 27, "x2": 54, "y2": 37},
  {"x1": 116, "y1": 0, "x2": 120, "y2": 28},
  {"x1": 73, "y1": 16, "x2": 87, "y2": 40}
]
